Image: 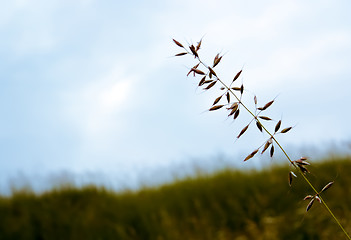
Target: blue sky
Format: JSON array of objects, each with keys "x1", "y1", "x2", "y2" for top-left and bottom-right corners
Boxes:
[{"x1": 1, "y1": 0, "x2": 351, "y2": 193}]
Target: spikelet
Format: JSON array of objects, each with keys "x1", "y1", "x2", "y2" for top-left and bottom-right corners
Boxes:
[
  {"x1": 226, "y1": 92, "x2": 230, "y2": 104},
  {"x1": 196, "y1": 39, "x2": 202, "y2": 51},
  {"x1": 303, "y1": 195, "x2": 314, "y2": 201},
  {"x1": 275, "y1": 120, "x2": 281, "y2": 133},
  {"x1": 192, "y1": 68, "x2": 205, "y2": 75},
  {"x1": 244, "y1": 149, "x2": 259, "y2": 161},
  {"x1": 270, "y1": 145, "x2": 275, "y2": 157},
  {"x1": 298, "y1": 165, "x2": 309, "y2": 174},
  {"x1": 233, "y1": 109, "x2": 240, "y2": 119},
  {"x1": 173, "y1": 39, "x2": 184, "y2": 48},
  {"x1": 306, "y1": 198, "x2": 315, "y2": 212},
  {"x1": 228, "y1": 103, "x2": 239, "y2": 116},
  {"x1": 187, "y1": 63, "x2": 200, "y2": 76},
  {"x1": 288, "y1": 171, "x2": 297, "y2": 186},
  {"x1": 259, "y1": 116, "x2": 272, "y2": 121},
  {"x1": 209, "y1": 105, "x2": 224, "y2": 111},
  {"x1": 228, "y1": 102, "x2": 239, "y2": 110},
  {"x1": 175, "y1": 52, "x2": 187, "y2": 56},
  {"x1": 280, "y1": 127, "x2": 292, "y2": 133},
  {"x1": 256, "y1": 121, "x2": 263, "y2": 132},
  {"x1": 198, "y1": 76, "x2": 206, "y2": 86},
  {"x1": 261, "y1": 139, "x2": 272, "y2": 154},
  {"x1": 204, "y1": 81, "x2": 217, "y2": 90},
  {"x1": 237, "y1": 124, "x2": 249, "y2": 138},
  {"x1": 232, "y1": 87, "x2": 241, "y2": 91},
  {"x1": 213, "y1": 53, "x2": 222, "y2": 68},
  {"x1": 189, "y1": 44, "x2": 199, "y2": 58},
  {"x1": 203, "y1": 80, "x2": 213, "y2": 84},
  {"x1": 294, "y1": 158, "x2": 310, "y2": 166},
  {"x1": 233, "y1": 70, "x2": 242, "y2": 82},
  {"x1": 213, "y1": 96, "x2": 222, "y2": 105},
  {"x1": 208, "y1": 67, "x2": 217, "y2": 77},
  {"x1": 315, "y1": 195, "x2": 322, "y2": 204},
  {"x1": 228, "y1": 108, "x2": 237, "y2": 116},
  {"x1": 258, "y1": 100, "x2": 274, "y2": 111},
  {"x1": 321, "y1": 182, "x2": 334, "y2": 193}
]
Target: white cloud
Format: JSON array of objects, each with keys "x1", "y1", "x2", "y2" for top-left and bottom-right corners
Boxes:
[{"x1": 61, "y1": 66, "x2": 135, "y2": 139}]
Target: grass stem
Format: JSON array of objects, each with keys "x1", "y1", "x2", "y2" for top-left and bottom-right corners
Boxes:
[{"x1": 174, "y1": 39, "x2": 351, "y2": 239}]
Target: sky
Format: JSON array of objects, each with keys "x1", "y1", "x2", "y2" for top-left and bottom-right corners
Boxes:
[{"x1": 0, "y1": 0, "x2": 351, "y2": 194}]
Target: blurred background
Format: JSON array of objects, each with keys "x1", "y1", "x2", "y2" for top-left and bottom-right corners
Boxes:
[{"x1": 0, "y1": 0, "x2": 351, "y2": 194}]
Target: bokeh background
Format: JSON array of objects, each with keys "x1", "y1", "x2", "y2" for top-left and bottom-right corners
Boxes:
[{"x1": 1, "y1": 0, "x2": 351, "y2": 194}]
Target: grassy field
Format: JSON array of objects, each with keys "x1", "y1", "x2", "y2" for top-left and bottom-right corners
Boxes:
[{"x1": 0, "y1": 156, "x2": 350, "y2": 240}]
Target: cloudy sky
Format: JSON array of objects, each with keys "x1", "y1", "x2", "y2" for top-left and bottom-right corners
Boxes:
[{"x1": 0, "y1": 0, "x2": 350, "y2": 193}]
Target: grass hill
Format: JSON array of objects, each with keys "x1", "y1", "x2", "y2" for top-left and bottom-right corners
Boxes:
[{"x1": 1, "y1": 156, "x2": 350, "y2": 240}]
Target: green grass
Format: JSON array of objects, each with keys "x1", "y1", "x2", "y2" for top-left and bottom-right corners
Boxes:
[{"x1": 1, "y1": 156, "x2": 351, "y2": 240}]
